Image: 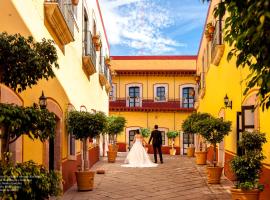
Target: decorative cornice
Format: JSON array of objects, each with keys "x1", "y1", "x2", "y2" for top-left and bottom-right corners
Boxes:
[
  {"x1": 114, "y1": 69, "x2": 196, "y2": 76},
  {"x1": 111, "y1": 55, "x2": 197, "y2": 60}
]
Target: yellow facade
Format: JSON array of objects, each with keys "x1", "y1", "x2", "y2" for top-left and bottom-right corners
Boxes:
[
  {"x1": 0, "y1": 0, "x2": 111, "y2": 190},
  {"x1": 196, "y1": 0, "x2": 270, "y2": 165},
  {"x1": 109, "y1": 56, "x2": 197, "y2": 154}
]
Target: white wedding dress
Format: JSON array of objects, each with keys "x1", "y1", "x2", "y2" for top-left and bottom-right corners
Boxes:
[{"x1": 121, "y1": 136, "x2": 158, "y2": 168}]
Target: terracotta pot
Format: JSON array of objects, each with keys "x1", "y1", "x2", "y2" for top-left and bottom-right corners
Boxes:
[
  {"x1": 105, "y1": 59, "x2": 111, "y2": 66},
  {"x1": 187, "y1": 147, "x2": 195, "y2": 157},
  {"x1": 195, "y1": 151, "x2": 207, "y2": 165},
  {"x1": 208, "y1": 26, "x2": 215, "y2": 34},
  {"x1": 92, "y1": 35, "x2": 100, "y2": 45},
  {"x1": 231, "y1": 188, "x2": 260, "y2": 200},
  {"x1": 107, "y1": 150, "x2": 117, "y2": 163},
  {"x1": 95, "y1": 43, "x2": 101, "y2": 51},
  {"x1": 207, "y1": 166, "x2": 223, "y2": 184},
  {"x1": 170, "y1": 148, "x2": 176, "y2": 155},
  {"x1": 75, "y1": 171, "x2": 95, "y2": 191},
  {"x1": 72, "y1": 0, "x2": 79, "y2": 6},
  {"x1": 108, "y1": 144, "x2": 119, "y2": 152}
]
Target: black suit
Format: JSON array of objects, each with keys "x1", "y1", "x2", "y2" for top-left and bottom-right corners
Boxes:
[{"x1": 149, "y1": 130, "x2": 163, "y2": 163}]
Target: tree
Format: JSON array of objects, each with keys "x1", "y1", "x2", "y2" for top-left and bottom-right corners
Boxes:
[
  {"x1": 66, "y1": 111, "x2": 107, "y2": 171},
  {"x1": 0, "y1": 103, "x2": 56, "y2": 159},
  {"x1": 106, "y1": 116, "x2": 126, "y2": 144},
  {"x1": 0, "y1": 32, "x2": 59, "y2": 92},
  {"x1": 204, "y1": 0, "x2": 270, "y2": 110},
  {"x1": 181, "y1": 112, "x2": 211, "y2": 151},
  {"x1": 196, "y1": 116, "x2": 231, "y2": 166}
]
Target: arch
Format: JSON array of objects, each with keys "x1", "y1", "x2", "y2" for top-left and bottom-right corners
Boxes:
[
  {"x1": 242, "y1": 90, "x2": 260, "y2": 130},
  {"x1": 43, "y1": 98, "x2": 63, "y2": 171},
  {"x1": 0, "y1": 84, "x2": 23, "y2": 163}
]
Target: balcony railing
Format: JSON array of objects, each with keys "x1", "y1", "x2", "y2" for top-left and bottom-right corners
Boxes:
[
  {"x1": 83, "y1": 31, "x2": 96, "y2": 66},
  {"x1": 82, "y1": 30, "x2": 96, "y2": 77},
  {"x1": 110, "y1": 98, "x2": 196, "y2": 112},
  {"x1": 44, "y1": 0, "x2": 75, "y2": 46},
  {"x1": 211, "y1": 20, "x2": 225, "y2": 66}
]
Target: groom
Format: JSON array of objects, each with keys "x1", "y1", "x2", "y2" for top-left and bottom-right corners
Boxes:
[{"x1": 148, "y1": 125, "x2": 163, "y2": 164}]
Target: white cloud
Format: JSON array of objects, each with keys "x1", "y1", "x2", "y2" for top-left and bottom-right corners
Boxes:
[{"x1": 99, "y1": 0, "x2": 207, "y2": 55}]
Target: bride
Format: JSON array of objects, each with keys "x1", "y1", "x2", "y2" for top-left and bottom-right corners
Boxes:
[{"x1": 121, "y1": 129, "x2": 158, "y2": 168}]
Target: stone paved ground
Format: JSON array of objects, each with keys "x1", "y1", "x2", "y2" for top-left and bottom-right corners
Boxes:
[{"x1": 62, "y1": 153, "x2": 232, "y2": 200}]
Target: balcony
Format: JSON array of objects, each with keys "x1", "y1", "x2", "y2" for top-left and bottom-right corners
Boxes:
[
  {"x1": 44, "y1": 0, "x2": 75, "y2": 47},
  {"x1": 82, "y1": 31, "x2": 96, "y2": 78},
  {"x1": 105, "y1": 73, "x2": 112, "y2": 93},
  {"x1": 99, "y1": 59, "x2": 107, "y2": 86},
  {"x1": 211, "y1": 20, "x2": 225, "y2": 66},
  {"x1": 110, "y1": 98, "x2": 196, "y2": 112}
]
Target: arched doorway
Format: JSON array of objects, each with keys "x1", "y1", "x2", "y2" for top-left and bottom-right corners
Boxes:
[
  {"x1": 44, "y1": 98, "x2": 63, "y2": 171},
  {"x1": 0, "y1": 84, "x2": 23, "y2": 163}
]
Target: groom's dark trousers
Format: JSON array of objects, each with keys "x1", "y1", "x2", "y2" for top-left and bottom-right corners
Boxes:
[
  {"x1": 153, "y1": 144, "x2": 163, "y2": 163},
  {"x1": 149, "y1": 129, "x2": 163, "y2": 163}
]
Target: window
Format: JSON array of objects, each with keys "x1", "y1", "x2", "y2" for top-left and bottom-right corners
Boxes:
[
  {"x1": 160, "y1": 131, "x2": 166, "y2": 146},
  {"x1": 126, "y1": 83, "x2": 142, "y2": 107},
  {"x1": 182, "y1": 87, "x2": 195, "y2": 108},
  {"x1": 109, "y1": 84, "x2": 116, "y2": 101},
  {"x1": 67, "y1": 104, "x2": 76, "y2": 160},
  {"x1": 154, "y1": 84, "x2": 168, "y2": 102},
  {"x1": 68, "y1": 133, "x2": 76, "y2": 159},
  {"x1": 156, "y1": 87, "x2": 166, "y2": 101},
  {"x1": 129, "y1": 86, "x2": 140, "y2": 107}
]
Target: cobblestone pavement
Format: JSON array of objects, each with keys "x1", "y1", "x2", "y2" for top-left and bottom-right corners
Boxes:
[{"x1": 62, "y1": 153, "x2": 232, "y2": 200}]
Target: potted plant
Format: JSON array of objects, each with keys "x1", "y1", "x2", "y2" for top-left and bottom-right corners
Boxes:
[
  {"x1": 66, "y1": 111, "x2": 107, "y2": 191},
  {"x1": 166, "y1": 131, "x2": 179, "y2": 155},
  {"x1": 92, "y1": 34, "x2": 100, "y2": 46},
  {"x1": 205, "y1": 29, "x2": 212, "y2": 42},
  {"x1": 182, "y1": 112, "x2": 211, "y2": 161},
  {"x1": 197, "y1": 116, "x2": 231, "y2": 184},
  {"x1": 71, "y1": 0, "x2": 79, "y2": 6},
  {"x1": 105, "y1": 55, "x2": 111, "y2": 66},
  {"x1": 106, "y1": 116, "x2": 126, "y2": 163},
  {"x1": 207, "y1": 22, "x2": 215, "y2": 34},
  {"x1": 140, "y1": 128, "x2": 151, "y2": 152},
  {"x1": 230, "y1": 131, "x2": 266, "y2": 200}
]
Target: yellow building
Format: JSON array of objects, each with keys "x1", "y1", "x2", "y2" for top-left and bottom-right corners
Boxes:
[
  {"x1": 109, "y1": 56, "x2": 197, "y2": 155},
  {"x1": 196, "y1": 1, "x2": 270, "y2": 199},
  {"x1": 0, "y1": 0, "x2": 111, "y2": 191}
]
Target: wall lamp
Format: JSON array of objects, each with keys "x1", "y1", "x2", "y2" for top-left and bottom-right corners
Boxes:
[
  {"x1": 224, "y1": 94, "x2": 232, "y2": 109},
  {"x1": 39, "y1": 91, "x2": 47, "y2": 109}
]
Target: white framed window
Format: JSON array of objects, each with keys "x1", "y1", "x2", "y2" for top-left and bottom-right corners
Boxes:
[
  {"x1": 109, "y1": 84, "x2": 116, "y2": 101},
  {"x1": 154, "y1": 84, "x2": 168, "y2": 102},
  {"x1": 158, "y1": 127, "x2": 168, "y2": 146},
  {"x1": 68, "y1": 133, "x2": 76, "y2": 160},
  {"x1": 67, "y1": 104, "x2": 77, "y2": 160},
  {"x1": 180, "y1": 84, "x2": 197, "y2": 108},
  {"x1": 126, "y1": 127, "x2": 141, "y2": 150},
  {"x1": 126, "y1": 83, "x2": 142, "y2": 107}
]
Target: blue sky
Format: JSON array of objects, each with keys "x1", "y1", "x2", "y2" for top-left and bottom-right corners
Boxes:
[{"x1": 99, "y1": 0, "x2": 209, "y2": 56}]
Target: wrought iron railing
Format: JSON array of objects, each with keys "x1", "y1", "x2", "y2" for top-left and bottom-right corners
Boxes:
[
  {"x1": 83, "y1": 30, "x2": 96, "y2": 69},
  {"x1": 211, "y1": 20, "x2": 224, "y2": 59},
  {"x1": 110, "y1": 98, "x2": 195, "y2": 110},
  {"x1": 45, "y1": 0, "x2": 75, "y2": 37}
]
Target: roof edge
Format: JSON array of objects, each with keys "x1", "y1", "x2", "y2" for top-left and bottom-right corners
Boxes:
[{"x1": 111, "y1": 55, "x2": 197, "y2": 60}]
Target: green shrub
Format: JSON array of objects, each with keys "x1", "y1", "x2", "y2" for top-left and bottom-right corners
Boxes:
[
  {"x1": 231, "y1": 131, "x2": 266, "y2": 190},
  {"x1": 0, "y1": 157, "x2": 62, "y2": 200},
  {"x1": 140, "y1": 128, "x2": 150, "y2": 138},
  {"x1": 166, "y1": 131, "x2": 179, "y2": 139}
]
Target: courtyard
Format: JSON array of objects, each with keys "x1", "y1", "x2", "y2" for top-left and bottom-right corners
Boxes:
[{"x1": 62, "y1": 153, "x2": 232, "y2": 200}]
